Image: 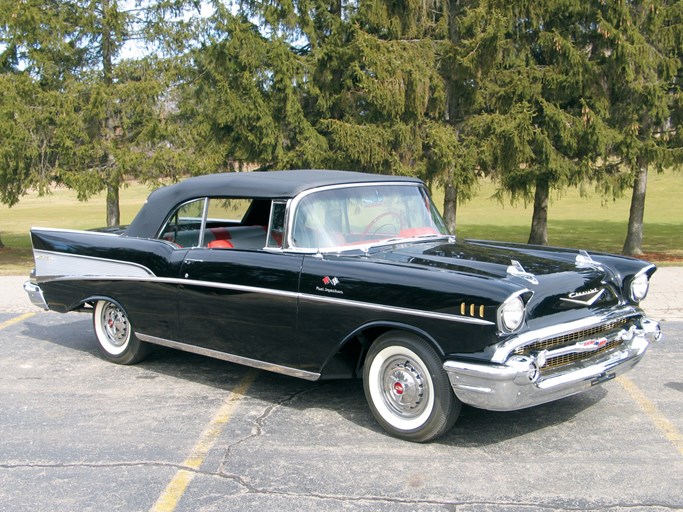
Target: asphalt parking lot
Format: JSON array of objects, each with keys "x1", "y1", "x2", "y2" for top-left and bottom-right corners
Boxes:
[{"x1": 1, "y1": 276, "x2": 682, "y2": 511}]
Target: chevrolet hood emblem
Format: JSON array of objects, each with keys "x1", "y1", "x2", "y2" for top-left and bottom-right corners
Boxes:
[{"x1": 560, "y1": 288, "x2": 605, "y2": 306}]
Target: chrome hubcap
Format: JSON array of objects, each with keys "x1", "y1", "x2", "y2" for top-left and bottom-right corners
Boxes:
[
  {"x1": 102, "y1": 303, "x2": 129, "y2": 347},
  {"x1": 381, "y1": 357, "x2": 429, "y2": 419}
]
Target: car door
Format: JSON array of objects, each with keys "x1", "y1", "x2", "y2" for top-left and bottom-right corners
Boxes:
[{"x1": 177, "y1": 248, "x2": 304, "y2": 369}]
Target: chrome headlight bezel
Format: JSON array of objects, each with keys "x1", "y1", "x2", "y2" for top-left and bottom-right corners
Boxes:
[
  {"x1": 497, "y1": 291, "x2": 528, "y2": 333},
  {"x1": 629, "y1": 271, "x2": 650, "y2": 303}
]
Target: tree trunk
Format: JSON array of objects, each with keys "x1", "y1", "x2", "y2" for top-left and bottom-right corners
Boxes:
[
  {"x1": 443, "y1": 182, "x2": 457, "y2": 234},
  {"x1": 0, "y1": 232, "x2": 4, "y2": 249},
  {"x1": 106, "y1": 181, "x2": 120, "y2": 227},
  {"x1": 528, "y1": 177, "x2": 549, "y2": 245},
  {"x1": 102, "y1": 0, "x2": 119, "y2": 228},
  {"x1": 441, "y1": 0, "x2": 463, "y2": 237},
  {"x1": 622, "y1": 165, "x2": 648, "y2": 256}
]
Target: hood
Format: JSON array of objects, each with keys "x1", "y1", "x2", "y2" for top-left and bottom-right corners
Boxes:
[{"x1": 366, "y1": 238, "x2": 621, "y2": 318}]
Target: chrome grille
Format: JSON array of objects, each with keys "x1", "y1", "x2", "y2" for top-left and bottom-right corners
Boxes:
[
  {"x1": 513, "y1": 318, "x2": 633, "y2": 372},
  {"x1": 542, "y1": 338, "x2": 624, "y2": 370}
]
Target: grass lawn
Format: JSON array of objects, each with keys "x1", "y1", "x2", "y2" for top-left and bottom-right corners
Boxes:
[
  {"x1": 441, "y1": 170, "x2": 683, "y2": 260},
  {"x1": 1, "y1": 171, "x2": 681, "y2": 275}
]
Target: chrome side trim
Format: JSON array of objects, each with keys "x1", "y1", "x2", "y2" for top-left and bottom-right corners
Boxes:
[
  {"x1": 136, "y1": 333, "x2": 321, "y2": 381},
  {"x1": 298, "y1": 292, "x2": 495, "y2": 326},
  {"x1": 35, "y1": 274, "x2": 493, "y2": 326},
  {"x1": 491, "y1": 307, "x2": 639, "y2": 363},
  {"x1": 31, "y1": 227, "x2": 120, "y2": 237},
  {"x1": 179, "y1": 277, "x2": 297, "y2": 299},
  {"x1": 33, "y1": 250, "x2": 156, "y2": 279}
]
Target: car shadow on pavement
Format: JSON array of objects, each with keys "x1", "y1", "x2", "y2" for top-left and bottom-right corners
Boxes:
[
  {"x1": 440, "y1": 388, "x2": 608, "y2": 446},
  {"x1": 268, "y1": 374, "x2": 609, "y2": 447},
  {"x1": 22, "y1": 313, "x2": 609, "y2": 447}
]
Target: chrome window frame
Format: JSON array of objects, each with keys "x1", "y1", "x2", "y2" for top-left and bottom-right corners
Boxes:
[
  {"x1": 284, "y1": 182, "x2": 447, "y2": 253},
  {"x1": 155, "y1": 197, "x2": 208, "y2": 249},
  {"x1": 266, "y1": 200, "x2": 289, "y2": 250}
]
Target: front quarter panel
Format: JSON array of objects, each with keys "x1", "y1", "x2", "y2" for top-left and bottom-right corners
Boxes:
[{"x1": 296, "y1": 253, "x2": 519, "y2": 372}]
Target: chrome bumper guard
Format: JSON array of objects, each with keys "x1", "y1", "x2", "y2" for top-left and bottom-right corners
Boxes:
[
  {"x1": 23, "y1": 281, "x2": 49, "y2": 311},
  {"x1": 443, "y1": 317, "x2": 661, "y2": 411}
]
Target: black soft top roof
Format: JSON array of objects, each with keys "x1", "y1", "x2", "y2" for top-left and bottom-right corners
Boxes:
[{"x1": 126, "y1": 169, "x2": 422, "y2": 238}]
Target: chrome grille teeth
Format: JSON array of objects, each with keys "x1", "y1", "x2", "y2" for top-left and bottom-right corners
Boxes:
[
  {"x1": 542, "y1": 338, "x2": 624, "y2": 370},
  {"x1": 513, "y1": 318, "x2": 632, "y2": 372}
]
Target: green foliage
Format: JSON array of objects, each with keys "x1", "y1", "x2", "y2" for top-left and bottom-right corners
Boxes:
[
  {"x1": 0, "y1": 73, "x2": 51, "y2": 206},
  {"x1": 455, "y1": 1, "x2": 607, "y2": 202},
  {"x1": 0, "y1": 0, "x2": 204, "y2": 225},
  {"x1": 1, "y1": 0, "x2": 681, "y2": 247}
]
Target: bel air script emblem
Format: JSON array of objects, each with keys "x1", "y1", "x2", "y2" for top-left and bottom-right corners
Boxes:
[{"x1": 560, "y1": 288, "x2": 605, "y2": 306}]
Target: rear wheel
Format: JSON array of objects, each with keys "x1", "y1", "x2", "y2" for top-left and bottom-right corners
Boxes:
[
  {"x1": 93, "y1": 299, "x2": 149, "y2": 365},
  {"x1": 363, "y1": 331, "x2": 461, "y2": 442}
]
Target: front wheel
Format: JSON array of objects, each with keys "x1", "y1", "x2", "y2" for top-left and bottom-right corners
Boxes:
[
  {"x1": 363, "y1": 331, "x2": 461, "y2": 442},
  {"x1": 93, "y1": 299, "x2": 149, "y2": 365}
]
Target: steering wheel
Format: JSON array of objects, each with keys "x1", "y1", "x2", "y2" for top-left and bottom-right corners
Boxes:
[{"x1": 362, "y1": 211, "x2": 403, "y2": 237}]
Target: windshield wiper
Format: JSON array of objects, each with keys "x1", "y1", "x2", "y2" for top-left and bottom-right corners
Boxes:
[{"x1": 362, "y1": 234, "x2": 451, "y2": 252}]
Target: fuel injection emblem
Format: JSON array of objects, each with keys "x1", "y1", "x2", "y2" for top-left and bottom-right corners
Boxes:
[
  {"x1": 560, "y1": 288, "x2": 605, "y2": 306},
  {"x1": 317, "y1": 276, "x2": 343, "y2": 295}
]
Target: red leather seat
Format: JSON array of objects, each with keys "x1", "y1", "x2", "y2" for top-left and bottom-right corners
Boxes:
[{"x1": 207, "y1": 239, "x2": 234, "y2": 249}]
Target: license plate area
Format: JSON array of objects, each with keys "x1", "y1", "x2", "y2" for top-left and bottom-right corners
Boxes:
[{"x1": 591, "y1": 372, "x2": 616, "y2": 386}]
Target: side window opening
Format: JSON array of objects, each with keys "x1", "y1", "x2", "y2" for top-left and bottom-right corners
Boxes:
[
  {"x1": 158, "y1": 197, "x2": 277, "y2": 251},
  {"x1": 267, "y1": 201, "x2": 287, "y2": 249},
  {"x1": 158, "y1": 198, "x2": 207, "y2": 248},
  {"x1": 203, "y1": 197, "x2": 271, "y2": 250}
]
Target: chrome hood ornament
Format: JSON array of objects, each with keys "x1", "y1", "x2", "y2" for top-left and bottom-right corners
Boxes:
[
  {"x1": 575, "y1": 250, "x2": 602, "y2": 269},
  {"x1": 506, "y1": 260, "x2": 539, "y2": 285}
]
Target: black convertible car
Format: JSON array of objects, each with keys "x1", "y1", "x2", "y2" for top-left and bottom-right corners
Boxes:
[{"x1": 24, "y1": 170, "x2": 662, "y2": 442}]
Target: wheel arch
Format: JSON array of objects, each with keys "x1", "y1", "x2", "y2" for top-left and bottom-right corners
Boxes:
[
  {"x1": 318, "y1": 321, "x2": 445, "y2": 380},
  {"x1": 71, "y1": 294, "x2": 124, "y2": 313}
]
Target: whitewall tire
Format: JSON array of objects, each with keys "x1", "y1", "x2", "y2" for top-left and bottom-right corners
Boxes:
[
  {"x1": 363, "y1": 331, "x2": 461, "y2": 442},
  {"x1": 93, "y1": 299, "x2": 149, "y2": 365}
]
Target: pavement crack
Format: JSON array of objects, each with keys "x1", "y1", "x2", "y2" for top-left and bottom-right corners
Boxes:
[
  {"x1": 213, "y1": 383, "x2": 319, "y2": 489},
  {"x1": 0, "y1": 461, "x2": 191, "y2": 471}
]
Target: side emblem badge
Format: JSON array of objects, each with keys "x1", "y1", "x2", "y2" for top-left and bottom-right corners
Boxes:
[
  {"x1": 322, "y1": 276, "x2": 340, "y2": 286},
  {"x1": 317, "y1": 276, "x2": 344, "y2": 295}
]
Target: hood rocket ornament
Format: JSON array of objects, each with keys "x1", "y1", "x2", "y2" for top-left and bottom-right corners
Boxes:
[{"x1": 506, "y1": 260, "x2": 539, "y2": 285}]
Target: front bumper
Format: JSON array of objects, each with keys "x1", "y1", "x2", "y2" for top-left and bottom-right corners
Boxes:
[
  {"x1": 443, "y1": 317, "x2": 661, "y2": 411},
  {"x1": 23, "y1": 281, "x2": 49, "y2": 311}
]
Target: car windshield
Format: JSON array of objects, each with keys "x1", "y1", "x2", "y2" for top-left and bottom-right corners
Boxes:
[{"x1": 290, "y1": 184, "x2": 449, "y2": 250}]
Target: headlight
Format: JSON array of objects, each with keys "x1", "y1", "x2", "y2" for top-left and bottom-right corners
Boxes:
[
  {"x1": 630, "y1": 272, "x2": 650, "y2": 302},
  {"x1": 498, "y1": 295, "x2": 526, "y2": 333}
]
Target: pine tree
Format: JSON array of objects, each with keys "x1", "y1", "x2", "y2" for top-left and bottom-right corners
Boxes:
[
  {"x1": 186, "y1": 2, "x2": 328, "y2": 172},
  {"x1": 0, "y1": 0, "x2": 202, "y2": 227},
  {"x1": 593, "y1": 1, "x2": 683, "y2": 255},
  {"x1": 307, "y1": 1, "x2": 481, "y2": 232},
  {"x1": 454, "y1": 1, "x2": 615, "y2": 246},
  {"x1": 191, "y1": 1, "x2": 480, "y2": 234}
]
